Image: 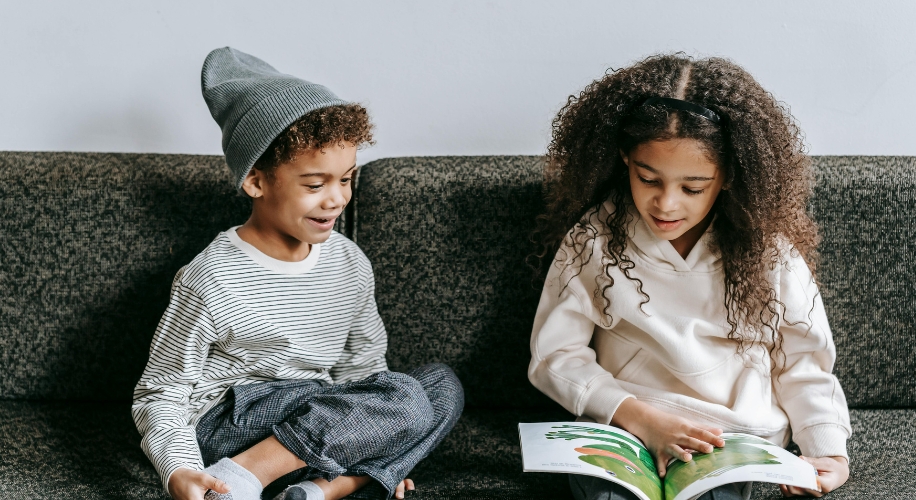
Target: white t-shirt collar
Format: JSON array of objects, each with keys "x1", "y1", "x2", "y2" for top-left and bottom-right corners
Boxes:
[{"x1": 226, "y1": 226, "x2": 321, "y2": 275}]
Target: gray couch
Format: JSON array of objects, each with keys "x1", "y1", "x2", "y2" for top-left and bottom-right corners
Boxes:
[{"x1": 1, "y1": 152, "x2": 913, "y2": 499}]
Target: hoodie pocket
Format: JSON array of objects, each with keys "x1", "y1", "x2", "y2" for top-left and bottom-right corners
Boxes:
[{"x1": 615, "y1": 349, "x2": 650, "y2": 382}]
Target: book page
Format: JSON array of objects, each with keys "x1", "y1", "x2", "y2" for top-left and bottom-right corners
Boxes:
[
  {"x1": 519, "y1": 422, "x2": 663, "y2": 500},
  {"x1": 665, "y1": 433, "x2": 819, "y2": 500}
]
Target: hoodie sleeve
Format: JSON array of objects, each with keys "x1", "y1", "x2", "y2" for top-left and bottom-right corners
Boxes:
[
  {"x1": 528, "y1": 239, "x2": 635, "y2": 424},
  {"x1": 773, "y1": 252, "x2": 851, "y2": 460}
]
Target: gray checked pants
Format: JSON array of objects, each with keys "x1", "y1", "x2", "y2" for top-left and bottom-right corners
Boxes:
[{"x1": 196, "y1": 363, "x2": 464, "y2": 499}]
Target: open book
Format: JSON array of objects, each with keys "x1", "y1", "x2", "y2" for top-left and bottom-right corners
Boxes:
[{"x1": 519, "y1": 422, "x2": 819, "y2": 500}]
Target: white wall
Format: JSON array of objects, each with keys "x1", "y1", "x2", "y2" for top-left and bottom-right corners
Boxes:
[{"x1": 2, "y1": 1, "x2": 914, "y2": 163}]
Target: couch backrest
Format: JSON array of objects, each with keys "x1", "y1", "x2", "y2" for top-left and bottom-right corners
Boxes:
[
  {"x1": 810, "y1": 157, "x2": 916, "y2": 407},
  {"x1": 1, "y1": 152, "x2": 913, "y2": 409},
  {"x1": 351, "y1": 156, "x2": 551, "y2": 408},
  {"x1": 355, "y1": 156, "x2": 916, "y2": 409},
  {"x1": 0, "y1": 152, "x2": 249, "y2": 400}
]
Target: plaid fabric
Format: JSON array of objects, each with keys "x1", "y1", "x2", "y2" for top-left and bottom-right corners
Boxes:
[
  {"x1": 570, "y1": 474, "x2": 750, "y2": 500},
  {"x1": 195, "y1": 363, "x2": 463, "y2": 499}
]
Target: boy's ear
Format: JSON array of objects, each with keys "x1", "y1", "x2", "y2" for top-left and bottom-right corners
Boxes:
[{"x1": 241, "y1": 168, "x2": 265, "y2": 198}]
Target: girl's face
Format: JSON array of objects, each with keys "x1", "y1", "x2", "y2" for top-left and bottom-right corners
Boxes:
[{"x1": 622, "y1": 138, "x2": 724, "y2": 256}]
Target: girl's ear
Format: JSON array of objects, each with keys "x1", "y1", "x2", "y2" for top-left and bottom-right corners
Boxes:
[
  {"x1": 241, "y1": 168, "x2": 265, "y2": 199},
  {"x1": 619, "y1": 148, "x2": 630, "y2": 166}
]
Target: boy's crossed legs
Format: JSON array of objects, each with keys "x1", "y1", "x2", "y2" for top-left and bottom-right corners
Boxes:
[{"x1": 194, "y1": 364, "x2": 464, "y2": 500}]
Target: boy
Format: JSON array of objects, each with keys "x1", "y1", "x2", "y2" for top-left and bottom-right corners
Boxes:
[{"x1": 132, "y1": 47, "x2": 464, "y2": 500}]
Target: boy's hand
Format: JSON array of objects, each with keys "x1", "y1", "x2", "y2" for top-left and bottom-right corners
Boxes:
[
  {"x1": 168, "y1": 468, "x2": 230, "y2": 500},
  {"x1": 779, "y1": 456, "x2": 848, "y2": 497},
  {"x1": 394, "y1": 478, "x2": 415, "y2": 499},
  {"x1": 612, "y1": 398, "x2": 725, "y2": 478}
]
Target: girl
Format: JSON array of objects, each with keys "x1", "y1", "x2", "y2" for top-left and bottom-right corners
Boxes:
[{"x1": 528, "y1": 54, "x2": 850, "y2": 500}]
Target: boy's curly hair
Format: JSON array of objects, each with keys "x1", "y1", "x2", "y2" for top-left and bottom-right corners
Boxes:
[
  {"x1": 533, "y1": 54, "x2": 819, "y2": 373},
  {"x1": 253, "y1": 104, "x2": 375, "y2": 174}
]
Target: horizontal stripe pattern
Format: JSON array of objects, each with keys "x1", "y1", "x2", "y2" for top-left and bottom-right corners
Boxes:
[{"x1": 131, "y1": 230, "x2": 387, "y2": 492}]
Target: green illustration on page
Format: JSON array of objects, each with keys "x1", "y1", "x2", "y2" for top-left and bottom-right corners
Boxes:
[
  {"x1": 548, "y1": 425, "x2": 663, "y2": 500},
  {"x1": 520, "y1": 422, "x2": 818, "y2": 500}
]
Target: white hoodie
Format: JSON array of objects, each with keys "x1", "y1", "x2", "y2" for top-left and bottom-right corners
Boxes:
[{"x1": 528, "y1": 201, "x2": 850, "y2": 459}]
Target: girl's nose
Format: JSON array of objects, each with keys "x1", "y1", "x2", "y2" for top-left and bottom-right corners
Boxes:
[{"x1": 655, "y1": 189, "x2": 679, "y2": 212}]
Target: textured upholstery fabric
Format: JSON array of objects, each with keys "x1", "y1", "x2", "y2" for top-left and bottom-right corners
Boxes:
[
  {"x1": 352, "y1": 156, "x2": 551, "y2": 409},
  {"x1": 1, "y1": 152, "x2": 914, "y2": 499},
  {"x1": 0, "y1": 402, "x2": 912, "y2": 499},
  {"x1": 0, "y1": 152, "x2": 250, "y2": 400},
  {"x1": 811, "y1": 157, "x2": 916, "y2": 407},
  {"x1": 354, "y1": 156, "x2": 916, "y2": 409}
]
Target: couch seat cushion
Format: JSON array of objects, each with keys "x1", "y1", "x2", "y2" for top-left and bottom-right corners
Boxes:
[{"x1": 0, "y1": 401, "x2": 911, "y2": 499}]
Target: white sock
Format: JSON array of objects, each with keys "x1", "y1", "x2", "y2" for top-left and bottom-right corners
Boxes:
[
  {"x1": 203, "y1": 458, "x2": 264, "y2": 500},
  {"x1": 272, "y1": 480, "x2": 326, "y2": 500}
]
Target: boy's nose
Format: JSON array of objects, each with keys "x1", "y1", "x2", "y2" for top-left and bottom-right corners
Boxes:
[{"x1": 323, "y1": 185, "x2": 349, "y2": 208}]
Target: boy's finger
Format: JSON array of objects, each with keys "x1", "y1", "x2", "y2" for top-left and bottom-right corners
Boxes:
[
  {"x1": 405, "y1": 478, "x2": 415, "y2": 490},
  {"x1": 203, "y1": 475, "x2": 230, "y2": 493},
  {"x1": 395, "y1": 481, "x2": 405, "y2": 499}
]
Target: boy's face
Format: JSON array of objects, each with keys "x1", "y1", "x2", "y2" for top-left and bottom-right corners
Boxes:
[
  {"x1": 246, "y1": 143, "x2": 357, "y2": 247},
  {"x1": 622, "y1": 138, "x2": 724, "y2": 254}
]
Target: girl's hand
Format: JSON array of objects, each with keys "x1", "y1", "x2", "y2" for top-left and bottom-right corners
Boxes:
[
  {"x1": 612, "y1": 398, "x2": 725, "y2": 478},
  {"x1": 167, "y1": 468, "x2": 230, "y2": 500},
  {"x1": 394, "y1": 478, "x2": 415, "y2": 499},
  {"x1": 779, "y1": 456, "x2": 848, "y2": 497}
]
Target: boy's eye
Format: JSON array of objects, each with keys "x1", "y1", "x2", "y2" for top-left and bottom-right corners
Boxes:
[
  {"x1": 305, "y1": 184, "x2": 323, "y2": 190},
  {"x1": 341, "y1": 177, "x2": 352, "y2": 185}
]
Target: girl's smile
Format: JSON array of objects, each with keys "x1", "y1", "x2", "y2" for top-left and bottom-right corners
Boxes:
[
  {"x1": 622, "y1": 138, "x2": 724, "y2": 258},
  {"x1": 649, "y1": 214, "x2": 684, "y2": 232}
]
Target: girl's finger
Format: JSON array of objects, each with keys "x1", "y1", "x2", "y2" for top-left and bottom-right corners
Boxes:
[
  {"x1": 405, "y1": 478, "x2": 415, "y2": 490},
  {"x1": 786, "y1": 485, "x2": 818, "y2": 497},
  {"x1": 699, "y1": 425, "x2": 723, "y2": 436},
  {"x1": 681, "y1": 436, "x2": 716, "y2": 454},
  {"x1": 689, "y1": 427, "x2": 725, "y2": 447},
  {"x1": 655, "y1": 453, "x2": 669, "y2": 478},
  {"x1": 395, "y1": 481, "x2": 405, "y2": 499},
  {"x1": 666, "y1": 444, "x2": 692, "y2": 462}
]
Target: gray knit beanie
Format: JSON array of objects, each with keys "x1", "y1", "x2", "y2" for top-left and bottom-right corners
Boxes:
[{"x1": 201, "y1": 47, "x2": 349, "y2": 190}]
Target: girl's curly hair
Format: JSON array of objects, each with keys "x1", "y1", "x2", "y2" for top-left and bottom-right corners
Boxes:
[
  {"x1": 533, "y1": 54, "x2": 819, "y2": 372},
  {"x1": 253, "y1": 103, "x2": 374, "y2": 175}
]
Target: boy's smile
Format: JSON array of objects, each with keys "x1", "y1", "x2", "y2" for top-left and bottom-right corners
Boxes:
[
  {"x1": 237, "y1": 144, "x2": 358, "y2": 262},
  {"x1": 622, "y1": 138, "x2": 724, "y2": 259}
]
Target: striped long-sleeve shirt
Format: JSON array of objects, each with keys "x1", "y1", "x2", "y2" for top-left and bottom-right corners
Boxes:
[{"x1": 131, "y1": 227, "x2": 388, "y2": 492}]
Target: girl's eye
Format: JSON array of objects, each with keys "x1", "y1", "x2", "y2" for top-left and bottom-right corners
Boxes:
[
  {"x1": 638, "y1": 176, "x2": 658, "y2": 185},
  {"x1": 684, "y1": 187, "x2": 705, "y2": 196},
  {"x1": 341, "y1": 177, "x2": 352, "y2": 185},
  {"x1": 305, "y1": 184, "x2": 323, "y2": 191}
]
